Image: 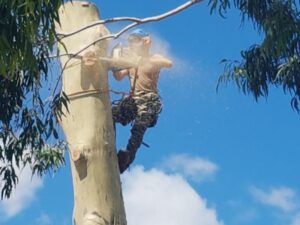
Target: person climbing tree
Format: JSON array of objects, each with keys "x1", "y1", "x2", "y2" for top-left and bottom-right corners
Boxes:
[{"x1": 112, "y1": 28, "x2": 173, "y2": 173}]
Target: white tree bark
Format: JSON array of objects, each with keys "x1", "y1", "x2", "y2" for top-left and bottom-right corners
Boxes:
[{"x1": 55, "y1": 2, "x2": 126, "y2": 225}]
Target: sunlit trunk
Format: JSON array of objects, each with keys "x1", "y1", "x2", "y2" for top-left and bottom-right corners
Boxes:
[{"x1": 55, "y1": 2, "x2": 126, "y2": 225}]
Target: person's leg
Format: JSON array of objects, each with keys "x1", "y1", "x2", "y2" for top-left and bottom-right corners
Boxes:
[
  {"x1": 112, "y1": 97, "x2": 138, "y2": 172},
  {"x1": 126, "y1": 122, "x2": 147, "y2": 152},
  {"x1": 118, "y1": 121, "x2": 147, "y2": 173},
  {"x1": 112, "y1": 96, "x2": 137, "y2": 126},
  {"x1": 117, "y1": 93, "x2": 161, "y2": 173}
]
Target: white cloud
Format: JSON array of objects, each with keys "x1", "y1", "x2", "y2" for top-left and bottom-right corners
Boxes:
[
  {"x1": 0, "y1": 165, "x2": 43, "y2": 219},
  {"x1": 35, "y1": 213, "x2": 52, "y2": 225},
  {"x1": 292, "y1": 213, "x2": 300, "y2": 225},
  {"x1": 250, "y1": 186, "x2": 298, "y2": 213},
  {"x1": 122, "y1": 166, "x2": 223, "y2": 225},
  {"x1": 160, "y1": 153, "x2": 218, "y2": 182}
]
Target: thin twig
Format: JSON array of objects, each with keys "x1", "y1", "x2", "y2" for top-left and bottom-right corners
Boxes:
[{"x1": 57, "y1": 0, "x2": 202, "y2": 39}]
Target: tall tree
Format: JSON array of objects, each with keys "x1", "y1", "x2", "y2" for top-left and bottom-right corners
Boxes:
[
  {"x1": 212, "y1": 0, "x2": 300, "y2": 112},
  {"x1": 55, "y1": 3, "x2": 126, "y2": 225}
]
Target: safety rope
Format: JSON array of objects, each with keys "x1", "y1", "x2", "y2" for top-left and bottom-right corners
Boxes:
[
  {"x1": 109, "y1": 89, "x2": 129, "y2": 97},
  {"x1": 66, "y1": 89, "x2": 108, "y2": 98},
  {"x1": 65, "y1": 88, "x2": 129, "y2": 99},
  {"x1": 130, "y1": 67, "x2": 139, "y2": 96}
]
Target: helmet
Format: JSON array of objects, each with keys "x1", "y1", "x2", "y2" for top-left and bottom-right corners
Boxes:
[
  {"x1": 129, "y1": 28, "x2": 149, "y2": 38},
  {"x1": 128, "y1": 28, "x2": 150, "y2": 50}
]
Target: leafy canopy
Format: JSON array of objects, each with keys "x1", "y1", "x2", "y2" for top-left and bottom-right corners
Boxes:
[{"x1": 210, "y1": 0, "x2": 300, "y2": 112}]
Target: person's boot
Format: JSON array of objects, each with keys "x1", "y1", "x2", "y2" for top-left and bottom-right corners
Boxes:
[
  {"x1": 117, "y1": 149, "x2": 136, "y2": 173},
  {"x1": 118, "y1": 123, "x2": 146, "y2": 173}
]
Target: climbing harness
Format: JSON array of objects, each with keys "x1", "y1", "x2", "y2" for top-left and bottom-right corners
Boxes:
[{"x1": 130, "y1": 67, "x2": 139, "y2": 96}]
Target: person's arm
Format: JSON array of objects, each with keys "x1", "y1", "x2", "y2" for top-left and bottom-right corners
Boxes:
[
  {"x1": 113, "y1": 69, "x2": 129, "y2": 81},
  {"x1": 150, "y1": 54, "x2": 173, "y2": 68}
]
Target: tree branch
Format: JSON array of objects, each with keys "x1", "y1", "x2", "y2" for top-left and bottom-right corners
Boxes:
[{"x1": 56, "y1": 0, "x2": 203, "y2": 39}]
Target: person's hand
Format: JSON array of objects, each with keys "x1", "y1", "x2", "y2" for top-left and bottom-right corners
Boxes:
[{"x1": 82, "y1": 51, "x2": 98, "y2": 66}]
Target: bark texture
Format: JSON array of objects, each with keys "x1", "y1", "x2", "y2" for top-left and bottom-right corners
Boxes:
[{"x1": 55, "y1": 2, "x2": 126, "y2": 225}]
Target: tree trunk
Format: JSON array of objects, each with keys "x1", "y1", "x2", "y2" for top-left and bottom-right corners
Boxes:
[{"x1": 55, "y1": 2, "x2": 126, "y2": 225}]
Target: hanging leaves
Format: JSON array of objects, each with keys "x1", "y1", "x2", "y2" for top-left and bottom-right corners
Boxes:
[
  {"x1": 0, "y1": 0, "x2": 67, "y2": 199},
  {"x1": 214, "y1": 1, "x2": 300, "y2": 113}
]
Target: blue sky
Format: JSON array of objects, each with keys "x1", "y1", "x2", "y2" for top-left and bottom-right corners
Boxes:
[{"x1": 1, "y1": 1, "x2": 300, "y2": 225}]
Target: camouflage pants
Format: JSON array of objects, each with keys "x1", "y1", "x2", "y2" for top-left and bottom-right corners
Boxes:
[{"x1": 112, "y1": 92, "x2": 162, "y2": 153}]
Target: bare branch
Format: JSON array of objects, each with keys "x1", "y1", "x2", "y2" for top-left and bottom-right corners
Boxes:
[{"x1": 57, "y1": 0, "x2": 203, "y2": 39}]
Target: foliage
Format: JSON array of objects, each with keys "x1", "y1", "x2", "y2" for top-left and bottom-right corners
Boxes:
[
  {"x1": 210, "y1": 0, "x2": 300, "y2": 112},
  {"x1": 0, "y1": 0, "x2": 67, "y2": 199}
]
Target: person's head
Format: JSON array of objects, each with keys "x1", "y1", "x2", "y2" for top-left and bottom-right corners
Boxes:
[{"x1": 127, "y1": 28, "x2": 151, "y2": 55}]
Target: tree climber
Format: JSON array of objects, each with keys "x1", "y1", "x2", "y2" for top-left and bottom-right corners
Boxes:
[{"x1": 111, "y1": 28, "x2": 173, "y2": 173}]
